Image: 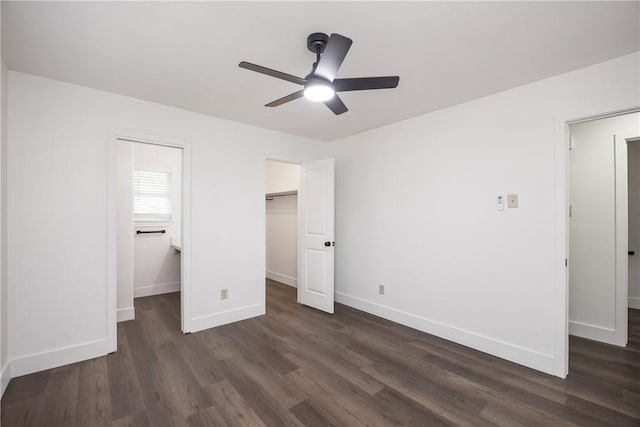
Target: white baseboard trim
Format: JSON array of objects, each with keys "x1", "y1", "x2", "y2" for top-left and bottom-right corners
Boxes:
[
  {"x1": 190, "y1": 304, "x2": 264, "y2": 333},
  {"x1": 134, "y1": 281, "x2": 180, "y2": 298},
  {"x1": 117, "y1": 306, "x2": 135, "y2": 322},
  {"x1": 335, "y1": 291, "x2": 555, "y2": 376},
  {"x1": 629, "y1": 297, "x2": 640, "y2": 310},
  {"x1": 1, "y1": 362, "x2": 10, "y2": 397},
  {"x1": 266, "y1": 271, "x2": 297, "y2": 288},
  {"x1": 10, "y1": 339, "x2": 109, "y2": 378},
  {"x1": 569, "y1": 320, "x2": 624, "y2": 346}
]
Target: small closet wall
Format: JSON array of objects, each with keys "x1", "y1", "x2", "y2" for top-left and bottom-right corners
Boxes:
[{"x1": 266, "y1": 160, "x2": 300, "y2": 287}]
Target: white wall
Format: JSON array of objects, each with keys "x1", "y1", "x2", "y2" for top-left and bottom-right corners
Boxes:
[
  {"x1": 133, "y1": 142, "x2": 182, "y2": 298},
  {"x1": 627, "y1": 140, "x2": 640, "y2": 310},
  {"x1": 266, "y1": 195, "x2": 298, "y2": 287},
  {"x1": 6, "y1": 71, "x2": 326, "y2": 377},
  {"x1": 569, "y1": 113, "x2": 640, "y2": 340},
  {"x1": 115, "y1": 140, "x2": 134, "y2": 321},
  {"x1": 326, "y1": 52, "x2": 639, "y2": 376},
  {"x1": 266, "y1": 160, "x2": 299, "y2": 195},
  {"x1": 266, "y1": 160, "x2": 299, "y2": 287}
]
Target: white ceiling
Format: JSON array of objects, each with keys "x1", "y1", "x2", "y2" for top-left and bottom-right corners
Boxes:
[{"x1": 2, "y1": 1, "x2": 639, "y2": 142}]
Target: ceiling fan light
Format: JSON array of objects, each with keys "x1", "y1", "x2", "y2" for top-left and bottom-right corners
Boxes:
[{"x1": 303, "y1": 82, "x2": 335, "y2": 102}]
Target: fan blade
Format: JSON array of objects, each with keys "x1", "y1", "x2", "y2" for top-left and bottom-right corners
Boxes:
[
  {"x1": 324, "y1": 95, "x2": 348, "y2": 115},
  {"x1": 333, "y1": 76, "x2": 399, "y2": 92},
  {"x1": 239, "y1": 62, "x2": 305, "y2": 85},
  {"x1": 265, "y1": 90, "x2": 304, "y2": 107},
  {"x1": 314, "y1": 33, "x2": 352, "y2": 82}
]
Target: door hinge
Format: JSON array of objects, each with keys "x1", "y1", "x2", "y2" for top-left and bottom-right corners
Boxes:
[
  {"x1": 565, "y1": 258, "x2": 568, "y2": 267},
  {"x1": 569, "y1": 136, "x2": 575, "y2": 150},
  {"x1": 569, "y1": 205, "x2": 573, "y2": 218}
]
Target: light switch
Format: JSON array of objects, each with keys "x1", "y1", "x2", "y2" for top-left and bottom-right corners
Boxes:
[{"x1": 507, "y1": 194, "x2": 518, "y2": 208}]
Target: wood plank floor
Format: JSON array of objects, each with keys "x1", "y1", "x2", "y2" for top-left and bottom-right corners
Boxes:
[{"x1": 2, "y1": 279, "x2": 640, "y2": 426}]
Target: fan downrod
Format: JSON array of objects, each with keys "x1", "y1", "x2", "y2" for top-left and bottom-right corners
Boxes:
[{"x1": 307, "y1": 32, "x2": 329, "y2": 54}]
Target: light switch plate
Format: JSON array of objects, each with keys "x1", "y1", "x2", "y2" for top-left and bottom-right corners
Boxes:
[
  {"x1": 508, "y1": 194, "x2": 518, "y2": 208},
  {"x1": 497, "y1": 195, "x2": 505, "y2": 211},
  {"x1": 221, "y1": 289, "x2": 228, "y2": 300}
]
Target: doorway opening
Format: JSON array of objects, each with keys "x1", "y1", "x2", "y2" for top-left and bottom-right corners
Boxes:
[
  {"x1": 625, "y1": 137, "x2": 640, "y2": 352},
  {"x1": 568, "y1": 111, "x2": 640, "y2": 351},
  {"x1": 108, "y1": 132, "x2": 192, "y2": 351},
  {"x1": 265, "y1": 159, "x2": 301, "y2": 310}
]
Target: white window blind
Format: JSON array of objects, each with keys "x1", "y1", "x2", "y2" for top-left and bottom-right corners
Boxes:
[{"x1": 133, "y1": 170, "x2": 172, "y2": 220}]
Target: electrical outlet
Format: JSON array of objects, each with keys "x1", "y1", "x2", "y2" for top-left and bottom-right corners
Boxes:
[
  {"x1": 507, "y1": 194, "x2": 518, "y2": 208},
  {"x1": 379, "y1": 284, "x2": 385, "y2": 295},
  {"x1": 221, "y1": 289, "x2": 228, "y2": 300}
]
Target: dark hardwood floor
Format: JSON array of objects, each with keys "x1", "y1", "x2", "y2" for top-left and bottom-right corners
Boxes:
[{"x1": 2, "y1": 280, "x2": 640, "y2": 426}]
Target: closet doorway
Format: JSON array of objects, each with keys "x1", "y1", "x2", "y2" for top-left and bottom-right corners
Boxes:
[
  {"x1": 108, "y1": 133, "x2": 192, "y2": 351},
  {"x1": 265, "y1": 160, "x2": 300, "y2": 300}
]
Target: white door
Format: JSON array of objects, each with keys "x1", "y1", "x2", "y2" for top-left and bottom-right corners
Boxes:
[{"x1": 298, "y1": 158, "x2": 335, "y2": 314}]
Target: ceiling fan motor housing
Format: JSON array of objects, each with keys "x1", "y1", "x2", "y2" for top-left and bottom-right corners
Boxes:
[{"x1": 307, "y1": 32, "x2": 329, "y2": 53}]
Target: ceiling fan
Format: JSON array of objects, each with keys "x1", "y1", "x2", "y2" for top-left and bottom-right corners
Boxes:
[{"x1": 239, "y1": 32, "x2": 400, "y2": 115}]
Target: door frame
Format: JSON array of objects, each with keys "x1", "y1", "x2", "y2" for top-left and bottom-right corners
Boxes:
[
  {"x1": 554, "y1": 107, "x2": 639, "y2": 377},
  {"x1": 107, "y1": 130, "x2": 192, "y2": 351}
]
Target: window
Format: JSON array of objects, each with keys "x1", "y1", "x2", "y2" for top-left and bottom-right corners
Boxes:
[{"x1": 133, "y1": 170, "x2": 172, "y2": 220}]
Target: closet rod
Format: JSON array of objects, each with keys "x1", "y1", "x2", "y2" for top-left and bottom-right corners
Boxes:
[
  {"x1": 266, "y1": 191, "x2": 297, "y2": 201},
  {"x1": 136, "y1": 230, "x2": 166, "y2": 234}
]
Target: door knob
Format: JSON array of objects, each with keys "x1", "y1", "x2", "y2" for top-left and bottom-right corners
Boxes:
[
  {"x1": 324, "y1": 241, "x2": 331, "y2": 247},
  {"x1": 629, "y1": 251, "x2": 635, "y2": 255}
]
